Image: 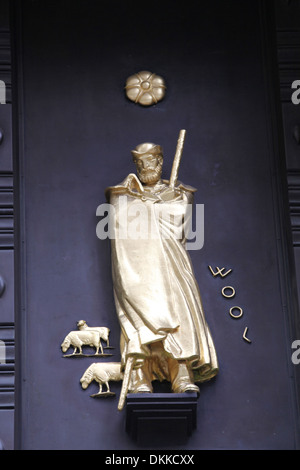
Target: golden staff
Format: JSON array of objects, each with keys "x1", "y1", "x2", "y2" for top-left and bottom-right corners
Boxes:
[
  {"x1": 118, "y1": 356, "x2": 135, "y2": 411},
  {"x1": 169, "y1": 129, "x2": 186, "y2": 189}
]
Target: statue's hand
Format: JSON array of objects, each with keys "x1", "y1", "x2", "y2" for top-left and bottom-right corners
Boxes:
[
  {"x1": 124, "y1": 173, "x2": 144, "y2": 194},
  {"x1": 159, "y1": 187, "x2": 182, "y2": 202}
]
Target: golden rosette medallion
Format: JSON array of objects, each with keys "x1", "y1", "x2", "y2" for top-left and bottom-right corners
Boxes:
[{"x1": 125, "y1": 70, "x2": 166, "y2": 106}]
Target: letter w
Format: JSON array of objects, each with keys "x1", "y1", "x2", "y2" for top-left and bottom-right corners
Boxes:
[{"x1": 208, "y1": 266, "x2": 232, "y2": 277}]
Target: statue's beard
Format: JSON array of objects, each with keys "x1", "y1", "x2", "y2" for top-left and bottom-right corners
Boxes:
[{"x1": 138, "y1": 164, "x2": 162, "y2": 184}]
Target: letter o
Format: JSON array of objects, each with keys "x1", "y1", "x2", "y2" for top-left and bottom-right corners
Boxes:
[
  {"x1": 222, "y1": 286, "x2": 235, "y2": 298},
  {"x1": 229, "y1": 306, "x2": 243, "y2": 319}
]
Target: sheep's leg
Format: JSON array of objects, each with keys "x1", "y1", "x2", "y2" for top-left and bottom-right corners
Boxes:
[
  {"x1": 105, "y1": 382, "x2": 110, "y2": 393},
  {"x1": 72, "y1": 347, "x2": 77, "y2": 355},
  {"x1": 98, "y1": 383, "x2": 102, "y2": 394},
  {"x1": 95, "y1": 342, "x2": 103, "y2": 355}
]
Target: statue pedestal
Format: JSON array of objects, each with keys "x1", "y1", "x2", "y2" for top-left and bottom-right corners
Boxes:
[{"x1": 125, "y1": 393, "x2": 198, "y2": 446}]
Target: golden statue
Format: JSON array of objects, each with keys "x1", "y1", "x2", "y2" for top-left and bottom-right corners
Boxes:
[{"x1": 105, "y1": 130, "x2": 218, "y2": 410}]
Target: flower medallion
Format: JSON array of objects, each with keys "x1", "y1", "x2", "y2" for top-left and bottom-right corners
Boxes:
[{"x1": 125, "y1": 71, "x2": 166, "y2": 106}]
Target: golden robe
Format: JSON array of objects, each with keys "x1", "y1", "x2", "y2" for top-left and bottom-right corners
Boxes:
[{"x1": 106, "y1": 175, "x2": 218, "y2": 384}]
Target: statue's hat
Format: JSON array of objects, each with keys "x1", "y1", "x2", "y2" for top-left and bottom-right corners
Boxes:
[{"x1": 131, "y1": 142, "x2": 163, "y2": 160}]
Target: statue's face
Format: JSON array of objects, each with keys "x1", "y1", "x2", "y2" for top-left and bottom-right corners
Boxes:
[{"x1": 135, "y1": 153, "x2": 163, "y2": 185}]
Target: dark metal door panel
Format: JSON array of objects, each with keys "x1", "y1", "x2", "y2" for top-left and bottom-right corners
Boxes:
[
  {"x1": 0, "y1": 250, "x2": 14, "y2": 323},
  {"x1": 13, "y1": 0, "x2": 300, "y2": 449},
  {"x1": 0, "y1": 105, "x2": 12, "y2": 173}
]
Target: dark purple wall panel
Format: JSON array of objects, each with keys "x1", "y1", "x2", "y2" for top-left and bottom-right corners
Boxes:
[{"x1": 14, "y1": 0, "x2": 299, "y2": 449}]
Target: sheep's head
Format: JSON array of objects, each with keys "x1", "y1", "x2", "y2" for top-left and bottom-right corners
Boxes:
[
  {"x1": 80, "y1": 375, "x2": 90, "y2": 389},
  {"x1": 77, "y1": 320, "x2": 86, "y2": 329},
  {"x1": 61, "y1": 338, "x2": 70, "y2": 353}
]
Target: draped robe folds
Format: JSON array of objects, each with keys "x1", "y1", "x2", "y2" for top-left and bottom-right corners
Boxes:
[{"x1": 106, "y1": 175, "x2": 218, "y2": 384}]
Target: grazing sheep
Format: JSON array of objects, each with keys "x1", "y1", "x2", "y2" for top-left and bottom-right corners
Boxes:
[
  {"x1": 77, "y1": 320, "x2": 111, "y2": 347},
  {"x1": 80, "y1": 362, "x2": 123, "y2": 394},
  {"x1": 61, "y1": 329, "x2": 103, "y2": 356}
]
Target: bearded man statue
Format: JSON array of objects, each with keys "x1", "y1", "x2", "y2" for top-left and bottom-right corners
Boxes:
[{"x1": 105, "y1": 140, "x2": 218, "y2": 405}]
